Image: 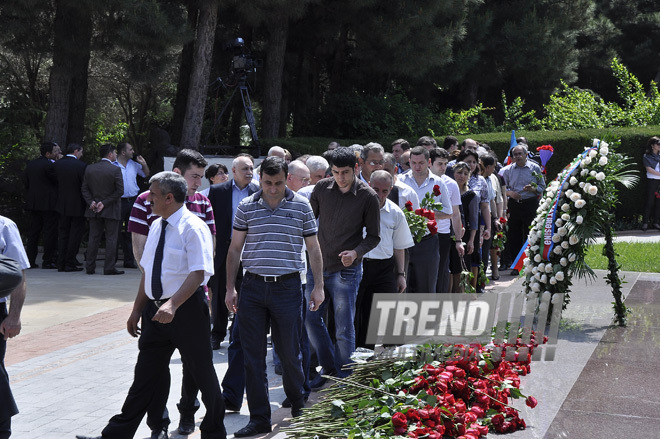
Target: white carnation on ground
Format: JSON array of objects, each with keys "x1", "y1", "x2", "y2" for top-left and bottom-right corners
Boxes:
[
  {"x1": 561, "y1": 241, "x2": 569, "y2": 249},
  {"x1": 583, "y1": 157, "x2": 592, "y2": 165},
  {"x1": 562, "y1": 203, "x2": 571, "y2": 212},
  {"x1": 554, "y1": 246, "x2": 564, "y2": 254},
  {"x1": 588, "y1": 186, "x2": 598, "y2": 196},
  {"x1": 600, "y1": 146, "x2": 609, "y2": 156},
  {"x1": 558, "y1": 226, "x2": 568, "y2": 236},
  {"x1": 570, "y1": 193, "x2": 581, "y2": 202},
  {"x1": 596, "y1": 172, "x2": 605, "y2": 181},
  {"x1": 568, "y1": 253, "x2": 576, "y2": 262},
  {"x1": 534, "y1": 254, "x2": 542, "y2": 263},
  {"x1": 581, "y1": 169, "x2": 589, "y2": 176},
  {"x1": 569, "y1": 235, "x2": 579, "y2": 245},
  {"x1": 575, "y1": 199, "x2": 586, "y2": 209},
  {"x1": 566, "y1": 189, "x2": 574, "y2": 197},
  {"x1": 556, "y1": 219, "x2": 563, "y2": 227},
  {"x1": 560, "y1": 257, "x2": 568, "y2": 266},
  {"x1": 550, "y1": 276, "x2": 557, "y2": 285},
  {"x1": 562, "y1": 213, "x2": 570, "y2": 221},
  {"x1": 589, "y1": 149, "x2": 598, "y2": 158},
  {"x1": 540, "y1": 274, "x2": 548, "y2": 283},
  {"x1": 576, "y1": 215, "x2": 584, "y2": 224},
  {"x1": 599, "y1": 156, "x2": 608, "y2": 166},
  {"x1": 555, "y1": 272, "x2": 565, "y2": 281},
  {"x1": 552, "y1": 234, "x2": 562, "y2": 243},
  {"x1": 570, "y1": 176, "x2": 578, "y2": 185},
  {"x1": 532, "y1": 282, "x2": 541, "y2": 292},
  {"x1": 545, "y1": 264, "x2": 554, "y2": 273}
]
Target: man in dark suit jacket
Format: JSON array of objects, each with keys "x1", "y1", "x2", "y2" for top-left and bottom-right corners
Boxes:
[
  {"x1": 81, "y1": 144, "x2": 124, "y2": 275},
  {"x1": 54, "y1": 143, "x2": 87, "y2": 272},
  {"x1": 206, "y1": 153, "x2": 258, "y2": 411},
  {"x1": 24, "y1": 141, "x2": 61, "y2": 268}
]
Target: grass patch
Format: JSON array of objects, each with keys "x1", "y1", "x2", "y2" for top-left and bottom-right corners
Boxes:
[{"x1": 585, "y1": 242, "x2": 660, "y2": 273}]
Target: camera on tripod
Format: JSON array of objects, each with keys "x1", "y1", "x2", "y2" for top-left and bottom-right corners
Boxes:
[{"x1": 224, "y1": 38, "x2": 263, "y2": 74}]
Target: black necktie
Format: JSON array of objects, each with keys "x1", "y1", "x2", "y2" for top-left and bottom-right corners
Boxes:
[{"x1": 151, "y1": 220, "x2": 168, "y2": 299}]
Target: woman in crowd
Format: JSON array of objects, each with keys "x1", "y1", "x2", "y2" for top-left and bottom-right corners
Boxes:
[
  {"x1": 199, "y1": 163, "x2": 228, "y2": 197},
  {"x1": 642, "y1": 136, "x2": 660, "y2": 231},
  {"x1": 450, "y1": 162, "x2": 479, "y2": 293}
]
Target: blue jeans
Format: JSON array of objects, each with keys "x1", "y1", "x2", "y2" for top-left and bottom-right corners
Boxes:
[
  {"x1": 304, "y1": 265, "x2": 362, "y2": 377},
  {"x1": 239, "y1": 273, "x2": 305, "y2": 427}
]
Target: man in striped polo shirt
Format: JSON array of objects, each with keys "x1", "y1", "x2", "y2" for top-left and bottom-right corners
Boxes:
[
  {"x1": 225, "y1": 157, "x2": 324, "y2": 437},
  {"x1": 127, "y1": 149, "x2": 216, "y2": 438}
]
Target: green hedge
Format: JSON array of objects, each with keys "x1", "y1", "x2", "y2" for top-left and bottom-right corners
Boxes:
[{"x1": 263, "y1": 125, "x2": 660, "y2": 226}]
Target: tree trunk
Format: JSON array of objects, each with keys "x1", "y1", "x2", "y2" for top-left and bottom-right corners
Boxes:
[
  {"x1": 261, "y1": 18, "x2": 289, "y2": 139},
  {"x1": 170, "y1": 0, "x2": 199, "y2": 147},
  {"x1": 329, "y1": 24, "x2": 349, "y2": 95},
  {"x1": 43, "y1": 0, "x2": 92, "y2": 146},
  {"x1": 180, "y1": 0, "x2": 218, "y2": 150},
  {"x1": 66, "y1": 6, "x2": 93, "y2": 145}
]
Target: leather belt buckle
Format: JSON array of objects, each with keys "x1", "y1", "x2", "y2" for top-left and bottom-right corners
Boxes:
[
  {"x1": 263, "y1": 275, "x2": 277, "y2": 283},
  {"x1": 153, "y1": 299, "x2": 169, "y2": 308}
]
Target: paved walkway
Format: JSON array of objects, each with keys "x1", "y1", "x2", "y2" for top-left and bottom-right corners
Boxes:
[{"x1": 5, "y1": 233, "x2": 660, "y2": 438}]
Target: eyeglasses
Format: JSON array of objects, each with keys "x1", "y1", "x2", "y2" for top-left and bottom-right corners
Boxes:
[{"x1": 368, "y1": 160, "x2": 385, "y2": 166}]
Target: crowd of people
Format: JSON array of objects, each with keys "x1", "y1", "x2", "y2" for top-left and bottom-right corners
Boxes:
[{"x1": 7, "y1": 134, "x2": 657, "y2": 439}]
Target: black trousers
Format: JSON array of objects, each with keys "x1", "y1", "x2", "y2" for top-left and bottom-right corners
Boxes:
[
  {"x1": 102, "y1": 289, "x2": 226, "y2": 439},
  {"x1": 57, "y1": 215, "x2": 85, "y2": 269},
  {"x1": 118, "y1": 198, "x2": 136, "y2": 265},
  {"x1": 210, "y1": 259, "x2": 232, "y2": 344},
  {"x1": 643, "y1": 179, "x2": 660, "y2": 224},
  {"x1": 355, "y1": 257, "x2": 397, "y2": 349},
  {"x1": 0, "y1": 303, "x2": 18, "y2": 439},
  {"x1": 507, "y1": 198, "x2": 538, "y2": 261},
  {"x1": 26, "y1": 210, "x2": 59, "y2": 266},
  {"x1": 435, "y1": 233, "x2": 452, "y2": 294},
  {"x1": 408, "y1": 234, "x2": 439, "y2": 294}
]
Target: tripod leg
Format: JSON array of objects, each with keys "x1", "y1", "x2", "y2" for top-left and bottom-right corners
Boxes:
[{"x1": 240, "y1": 85, "x2": 260, "y2": 154}]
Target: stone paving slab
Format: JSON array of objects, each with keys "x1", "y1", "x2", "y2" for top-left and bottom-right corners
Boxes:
[{"x1": 5, "y1": 257, "x2": 659, "y2": 438}]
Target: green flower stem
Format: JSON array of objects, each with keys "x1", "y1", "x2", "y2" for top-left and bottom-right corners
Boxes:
[
  {"x1": 468, "y1": 385, "x2": 518, "y2": 410},
  {"x1": 603, "y1": 223, "x2": 628, "y2": 326}
]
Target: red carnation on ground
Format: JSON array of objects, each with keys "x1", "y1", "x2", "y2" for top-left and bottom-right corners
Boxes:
[{"x1": 526, "y1": 396, "x2": 538, "y2": 408}]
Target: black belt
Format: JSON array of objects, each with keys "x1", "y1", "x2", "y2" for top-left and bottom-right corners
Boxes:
[
  {"x1": 152, "y1": 297, "x2": 170, "y2": 308},
  {"x1": 514, "y1": 197, "x2": 537, "y2": 204},
  {"x1": 363, "y1": 257, "x2": 390, "y2": 262},
  {"x1": 245, "y1": 271, "x2": 299, "y2": 283},
  {"x1": 122, "y1": 196, "x2": 137, "y2": 201}
]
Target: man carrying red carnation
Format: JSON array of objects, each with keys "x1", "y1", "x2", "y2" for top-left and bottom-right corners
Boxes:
[{"x1": 399, "y1": 146, "x2": 453, "y2": 294}]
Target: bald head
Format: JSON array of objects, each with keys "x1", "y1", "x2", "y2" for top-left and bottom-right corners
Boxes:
[
  {"x1": 268, "y1": 146, "x2": 286, "y2": 159},
  {"x1": 286, "y1": 160, "x2": 311, "y2": 192}
]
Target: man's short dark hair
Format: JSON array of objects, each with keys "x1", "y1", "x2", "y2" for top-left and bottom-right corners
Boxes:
[
  {"x1": 150, "y1": 171, "x2": 187, "y2": 203},
  {"x1": 331, "y1": 147, "x2": 356, "y2": 169},
  {"x1": 66, "y1": 143, "x2": 83, "y2": 155},
  {"x1": 40, "y1": 142, "x2": 58, "y2": 156},
  {"x1": 443, "y1": 136, "x2": 458, "y2": 149},
  {"x1": 410, "y1": 145, "x2": 430, "y2": 160},
  {"x1": 430, "y1": 148, "x2": 449, "y2": 164},
  {"x1": 480, "y1": 154, "x2": 496, "y2": 167},
  {"x1": 117, "y1": 142, "x2": 129, "y2": 155},
  {"x1": 260, "y1": 156, "x2": 288, "y2": 178},
  {"x1": 173, "y1": 149, "x2": 208, "y2": 174},
  {"x1": 416, "y1": 136, "x2": 437, "y2": 147},
  {"x1": 99, "y1": 143, "x2": 115, "y2": 159},
  {"x1": 391, "y1": 139, "x2": 410, "y2": 151},
  {"x1": 321, "y1": 150, "x2": 334, "y2": 168}
]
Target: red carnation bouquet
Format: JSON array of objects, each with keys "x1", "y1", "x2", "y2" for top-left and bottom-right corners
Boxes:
[{"x1": 404, "y1": 185, "x2": 444, "y2": 242}]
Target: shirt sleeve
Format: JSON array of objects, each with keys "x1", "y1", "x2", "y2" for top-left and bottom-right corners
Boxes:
[
  {"x1": 1, "y1": 220, "x2": 29, "y2": 270},
  {"x1": 437, "y1": 179, "x2": 453, "y2": 215},
  {"x1": 301, "y1": 202, "x2": 318, "y2": 237},
  {"x1": 392, "y1": 208, "x2": 415, "y2": 250},
  {"x1": 233, "y1": 201, "x2": 248, "y2": 231},
  {"x1": 184, "y1": 223, "x2": 214, "y2": 277},
  {"x1": 127, "y1": 194, "x2": 150, "y2": 235},
  {"x1": 354, "y1": 192, "x2": 381, "y2": 258},
  {"x1": 203, "y1": 197, "x2": 216, "y2": 235}
]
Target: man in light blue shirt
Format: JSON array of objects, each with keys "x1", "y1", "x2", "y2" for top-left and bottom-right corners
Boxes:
[{"x1": 114, "y1": 142, "x2": 149, "y2": 269}]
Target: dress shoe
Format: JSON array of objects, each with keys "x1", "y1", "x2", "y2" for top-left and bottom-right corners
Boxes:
[
  {"x1": 211, "y1": 338, "x2": 222, "y2": 350},
  {"x1": 291, "y1": 404, "x2": 304, "y2": 418},
  {"x1": 42, "y1": 262, "x2": 58, "y2": 269},
  {"x1": 76, "y1": 435, "x2": 102, "y2": 439},
  {"x1": 104, "y1": 269, "x2": 125, "y2": 275},
  {"x1": 124, "y1": 261, "x2": 138, "y2": 269},
  {"x1": 282, "y1": 395, "x2": 308, "y2": 408},
  {"x1": 75, "y1": 260, "x2": 83, "y2": 267},
  {"x1": 178, "y1": 414, "x2": 195, "y2": 435},
  {"x1": 310, "y1": 369, "x2": 337, "y2": 389},
  {"x1": 233, "y1": 422, "x2": 271, "y2": 438},
  {"x1": 86, "y1": 269, "x2": 95, "y2": 275},
  {"x1": 224, "y1": 398, "x2": 241, "y2": 412},
  {"x1": 151, "y1": 428, "x2": 169, "y2": 439},
  {"x1": 510, "y1": 269, "x2": 519, "y2": 276},
  {"x1": 64, "y1": 266, "x2": 84, "y2": 272}
]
